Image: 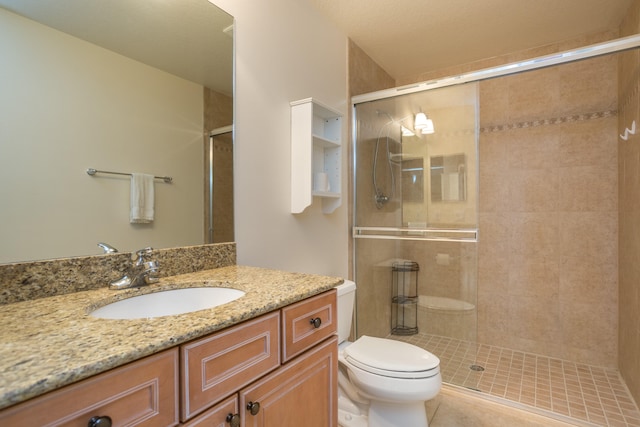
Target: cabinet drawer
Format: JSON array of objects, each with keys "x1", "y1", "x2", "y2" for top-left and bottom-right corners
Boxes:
[
  {"x1": 240, "y1": 336, "x2": 338, "y2": 427},
  {"x1": 0, "y1": 349, "x2": 179, "y2": 426},
  {"x1": 182, "y1": 394, "x2": 238, "y2": 427},
  {"x1": 281, "y1": 290, "x2": 336, "y2": 362},
  {"x1": 181, "y1": 312, "x2": 280, "y2": 421}
]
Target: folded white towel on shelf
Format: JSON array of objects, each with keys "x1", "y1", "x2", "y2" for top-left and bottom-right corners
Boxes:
[{"x1": 130, "y1": 173, "x2": 154, "y2": 223}]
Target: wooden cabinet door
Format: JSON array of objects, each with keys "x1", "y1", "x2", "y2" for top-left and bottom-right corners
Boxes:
[
  {"x1": 183, "y1": 394, "x2": 239, "y2": 427},
  {"x1": 239, "y1": 336, "x2": 337, "y2": 427},
  {"x1": 182, "y1": 312, "x2": 280, "y2": 421},
  {"x1": 0, "y1": 349, "x2": 179, "y2": 426}
]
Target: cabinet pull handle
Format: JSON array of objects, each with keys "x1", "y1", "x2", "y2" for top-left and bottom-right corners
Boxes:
[
  {"x1": 247, "y1": 401, "x2": 261, "y2": 415},
  {"x1": 226, "y1": 413, "x2": 240, "y2": 427},
  {"x1": 88, "y1": 416, "x2": 112, "y2": 427},
  {"x1": 310, "y1": 317, "x2": 322, "y2": 328}
]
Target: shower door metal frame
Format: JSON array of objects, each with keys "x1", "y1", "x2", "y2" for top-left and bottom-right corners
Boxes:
[{"x1": 352, "y1": 34, "x2": 640, "y2": 106}]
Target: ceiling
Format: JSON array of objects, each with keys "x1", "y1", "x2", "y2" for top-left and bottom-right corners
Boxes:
[{"x1": 307, "y1": 0, "x2": 634, "y2": 80}]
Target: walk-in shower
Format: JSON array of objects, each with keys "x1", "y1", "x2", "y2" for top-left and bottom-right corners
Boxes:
[{"x1": 352, "y1": 35, "x2": 640, "y2": 426}]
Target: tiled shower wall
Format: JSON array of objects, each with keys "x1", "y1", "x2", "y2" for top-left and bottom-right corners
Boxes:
[
  {"x1": 618, "y1": 0, "x2": 640, "y2": 407},
  {"x1": 477, "y1": 53, "x2": 619, "y2": 367}
]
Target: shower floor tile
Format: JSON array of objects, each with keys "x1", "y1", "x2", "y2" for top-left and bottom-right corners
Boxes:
[{"x1": 388, "y1": 332, "x2": 640, "y2": 427}]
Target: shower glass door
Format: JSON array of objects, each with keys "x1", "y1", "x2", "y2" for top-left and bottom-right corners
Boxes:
[{"x1": 353, "y1": 82, "x2": 480, "y2": 390}]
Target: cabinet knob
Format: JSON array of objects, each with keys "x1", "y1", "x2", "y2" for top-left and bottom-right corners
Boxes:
[
  {"x1": 226, "y1": 413, "x2": 240, "y2": 427},
  {"x1": 310, "y1": 317, "x2": 322, "y2": 328},
  {"x1": 88, "y1": 416, "x2": 112, "y2": 427},
  {"x1": 247, "y1": 401, "x2": 261, "y2": 415}
]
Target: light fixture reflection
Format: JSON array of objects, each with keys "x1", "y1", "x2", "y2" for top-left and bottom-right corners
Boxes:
[
  {"x1": 414, "y1": 112, "x2": 428, "y2": 129},
  {"x1": 414, "y1": 112, "x2": 435, "y2": 134},
  {"x1": 421, "y1": 118, "x2": 435, "y2": 134}
]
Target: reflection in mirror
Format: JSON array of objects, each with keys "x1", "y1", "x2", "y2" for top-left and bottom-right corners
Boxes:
[
  {"x1": 208, "y1": 127, "x2": 234, "y2": 244},
  {"x1": 401, "y1": 158, "x2": 424, "y2": 203},
  {"x1": 0, "y1": 0, "x2": 234, "y2": 264},
  {"x1": 430, "y1": 154, "x2": 466, "y2": 202},
  {"x1": 397, "y1": 84, "x2": 478, "y2": 228},
  {"x1": 354, "y1": 82, "x2": 478, "y2": 230}
]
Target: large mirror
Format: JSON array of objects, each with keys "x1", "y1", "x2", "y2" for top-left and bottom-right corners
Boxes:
[{"x1": 0, "y1": 0, "x2": 234, "y2": 264}]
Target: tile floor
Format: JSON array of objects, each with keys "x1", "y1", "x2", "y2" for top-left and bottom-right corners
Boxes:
[{"x1": 389, "y1": 332, "x2": 640, "y2": 427}]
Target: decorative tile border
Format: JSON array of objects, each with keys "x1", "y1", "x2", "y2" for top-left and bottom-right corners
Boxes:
[{"x1": 481, "y1": 110, "x2": 617, "y2": 133}]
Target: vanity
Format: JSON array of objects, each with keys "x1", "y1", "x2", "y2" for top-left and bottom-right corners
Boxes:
[{"x1": 0, "y1": 264, "x2": 341, "y2": 426}]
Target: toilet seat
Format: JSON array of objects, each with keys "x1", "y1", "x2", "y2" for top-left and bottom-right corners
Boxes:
[{"x1": 344, "y1": 336, "x2": 440, "y2": 379}]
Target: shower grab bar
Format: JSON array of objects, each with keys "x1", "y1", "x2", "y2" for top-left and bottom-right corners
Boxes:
[
  {"x1": 86, "y1": 168, "x2": 173, "y2": 183},
  {"x1": 353, "y1": 226, "x2": 477, "y2": 243}
]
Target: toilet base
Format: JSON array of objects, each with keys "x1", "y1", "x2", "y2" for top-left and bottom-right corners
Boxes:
[
  {"x1": 368, "y1": 401, "x2": 428, "y2": 427},
  {"x1": 338, "y1": 408, "x2": 368, "y2": 427}
]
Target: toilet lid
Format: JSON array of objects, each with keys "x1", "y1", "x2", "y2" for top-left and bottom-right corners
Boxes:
[{"x1": 344, "y1": 336, "x2": 440, "y2": 378}]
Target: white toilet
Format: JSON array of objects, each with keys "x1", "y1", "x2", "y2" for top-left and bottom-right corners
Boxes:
[{"x1": 336, "y1": 280, "x2": 441, "y2": 427}]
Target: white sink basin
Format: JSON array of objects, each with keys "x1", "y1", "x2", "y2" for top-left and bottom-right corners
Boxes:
[{"x1": 90, "y1": 287, "x2": 245, "y2": 319}]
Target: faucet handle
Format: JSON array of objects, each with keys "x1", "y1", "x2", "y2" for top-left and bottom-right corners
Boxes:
[
  {"x1": 97, "y1": 242, "x2": 118, "y2": 254},
  {"x1": 142, "y1": 260, "x2": 160, "y2": 285},
  {"x1": 134, "y1": 247, "x2": 154, "y2": 262}
]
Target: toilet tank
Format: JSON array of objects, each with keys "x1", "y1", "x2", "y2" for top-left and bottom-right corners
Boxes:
[{"x1": 335, "y1": 280, "x2": 356, "y2": 343}]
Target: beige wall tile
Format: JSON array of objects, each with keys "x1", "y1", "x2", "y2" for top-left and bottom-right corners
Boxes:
[
  {"x1": 507, "y1": 169, "x2": 559, "y2": 212},
  {"x1": 506, "y1": 127, "x2": 561, "y2": 171},
  {"x1": 507, "y1": 67, "x2": 561, "y2": 122},
  {"x1": 509, "y1": 213, "x2": 560, "y2": 258},
  {"x1": 559, "y1": 256, "x2": 618, "y2": 305},
  {"x1": 558, "y1": 165, "x2": 618, "y2": 212},
  {"x1": 508, "y1": 295, "x2": 562, "y2": 345},
  {"x1": 557, "y1": 119, "x2": 618, "y2": 168},
  {"x1": 559, "y1": 211, "x2": 617, "y2": 261},
  {"x1": 508, "y1": 256, "x2": 559, "y2": 299},
  {"x1": 560, "y1": 300, "x2": 617, "y2": 367},
  {"x1": 559, "y1": 55, "x2": 618, "y2": 115},
  {"x1": 618, "y1": 0, "x2": 640, "y2": 404}
]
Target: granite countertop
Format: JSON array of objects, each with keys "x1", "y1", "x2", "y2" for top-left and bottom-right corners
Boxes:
[{"x1": 0, "y1": 265, "x2": 343, "y2": 410}]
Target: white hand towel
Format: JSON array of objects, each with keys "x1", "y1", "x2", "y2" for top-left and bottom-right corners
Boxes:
[{"x1": 130, "y1": 173, "x2": 155, "y2": 223}]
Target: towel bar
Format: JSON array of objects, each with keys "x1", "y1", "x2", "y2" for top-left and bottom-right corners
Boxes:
[{"x1": 86, "y1": 168, "x2": 173, "y2": 183}]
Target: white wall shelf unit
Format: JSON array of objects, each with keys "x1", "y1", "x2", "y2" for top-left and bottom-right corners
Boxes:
[{"x1": 291, "y1": 98, "x2": 342, "y2": 214}]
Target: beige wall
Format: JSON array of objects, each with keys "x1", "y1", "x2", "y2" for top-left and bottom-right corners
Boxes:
[
  {"x1": 618, "y1": 0, "x2": 640, "y2": 406},
  {"x1": 212, "y1": 0, "x2": 349, "y2": 278},
  {"x1": 0, "y1": 9, "x2": 204, "y2": 263}
]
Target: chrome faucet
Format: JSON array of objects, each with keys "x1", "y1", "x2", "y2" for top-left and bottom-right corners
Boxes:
[{"x1": 109, "y1": 247, "x2": 160, "y2": 290}]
